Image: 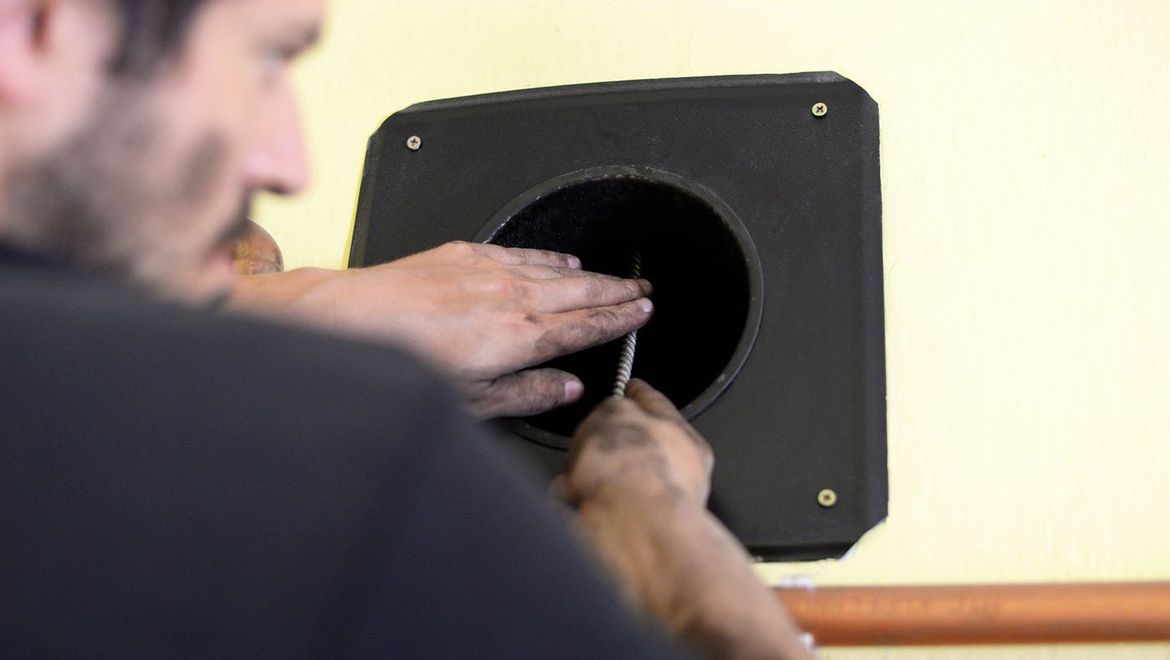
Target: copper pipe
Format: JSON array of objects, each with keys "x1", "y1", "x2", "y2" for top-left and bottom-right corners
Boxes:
[{"x1": 775, "y1": 582, "x2": 1170, "y2": 646}]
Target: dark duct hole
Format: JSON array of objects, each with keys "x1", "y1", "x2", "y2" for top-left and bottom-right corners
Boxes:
[{"x1": 483, "y1": 171, "x2": 759, "y2": 449}]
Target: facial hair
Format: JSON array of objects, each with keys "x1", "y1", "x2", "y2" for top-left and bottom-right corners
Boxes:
[{"x1": 1, "y1": 81, "x2": 246, "y2": 299}]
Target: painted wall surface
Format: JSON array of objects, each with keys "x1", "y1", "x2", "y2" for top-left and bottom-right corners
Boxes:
[{"x1": 253, "y1": 2, "x2": 1170, "y2": 657}]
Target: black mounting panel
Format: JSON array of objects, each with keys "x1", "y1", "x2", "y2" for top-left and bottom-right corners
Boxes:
[{"x1": 351, "y1": 73, "x2": 886, "y2": 561}]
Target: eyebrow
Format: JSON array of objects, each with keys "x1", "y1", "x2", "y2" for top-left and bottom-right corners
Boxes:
[{"x1": 277, "y1": 21, "x2": 323, "y2": 58}]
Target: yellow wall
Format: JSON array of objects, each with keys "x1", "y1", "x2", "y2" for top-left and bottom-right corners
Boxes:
[{"x1": 254, "y1": 1, "x2": 1170, "y2": 657}]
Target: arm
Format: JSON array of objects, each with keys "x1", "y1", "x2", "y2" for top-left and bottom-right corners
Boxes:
[
  {"x1": 229, "y1": 239, "x2": 652, "y2": 418},
  {"x1": 565, "y1": 380, "x2": 812, "y2": 660}
]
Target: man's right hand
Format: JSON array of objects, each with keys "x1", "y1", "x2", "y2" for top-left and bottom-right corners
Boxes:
[
  {"x1": 565, "y1": 380, "x2": 813, "y2": 660},
  {"x1": 565, "y1": 378, "x2": 714, "y2": 508},
  {"x1": 231, "y1": 241, "x2": 653, "y2": 418}
]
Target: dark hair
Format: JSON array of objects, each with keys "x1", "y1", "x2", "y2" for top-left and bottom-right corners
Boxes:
[{"x1": 107, "y1": 0, "x2": 212, "y2": 76}]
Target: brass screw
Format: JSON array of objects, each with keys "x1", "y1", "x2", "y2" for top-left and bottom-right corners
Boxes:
[
  {"x1": 406, "y1": 135, "x2": 422, "y2": 151},
  {"x1": 811, "y1": 102, "x2": 828, "y2": 118},
  {"x1": 817, "y1": 488, "x2": 838, "y2": 508}
]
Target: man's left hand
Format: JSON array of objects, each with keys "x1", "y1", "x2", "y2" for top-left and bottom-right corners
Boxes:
[{"x1": 230, "y1": 241, "x2": 653, "y2": 418}]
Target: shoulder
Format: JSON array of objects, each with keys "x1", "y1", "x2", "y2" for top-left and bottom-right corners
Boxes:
[{"x1": 0, "y1": 263, "x2": 460, "y2": 457}]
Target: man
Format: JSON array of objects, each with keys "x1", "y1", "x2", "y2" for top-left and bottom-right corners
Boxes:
[{"x1": 0, "y1": 1, "x2": 809, "y2": 658}]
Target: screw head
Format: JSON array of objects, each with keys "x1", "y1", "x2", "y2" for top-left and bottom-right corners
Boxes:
[
  {"x1": 817, "y1": 488, "x2": 838, "y2": 508},
  {"x1": 811, "y1": 102, "x2": 829, "y2": 118},
  {"x1": 406, "y1": 135, "x2": 422, "y2": 151}
]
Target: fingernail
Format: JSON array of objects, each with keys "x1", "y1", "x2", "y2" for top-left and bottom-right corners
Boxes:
[
  {"x1": 566, "y1": 255, "x2": 582, "y2": 269},
  {"x1": 565, "y1": 380, "x2": 584, "y2": 401},
  {"x1": 636, "y1": 297, "x2": 654, "y2": 313}
]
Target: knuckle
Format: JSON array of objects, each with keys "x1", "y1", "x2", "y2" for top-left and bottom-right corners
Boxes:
[
  {"x1": 447, "y1": 240, "x2": 477, "y2": 258},
  {"x1": 585, "y1": 277, "x2": 609, "y2": 301},
  {"x1": 506, "y1": 278, "x2": 536, "y2": 303},
  {"x1": 515, "y1": 248, "x2": 550, "y2": 266},
  {"x1": 590, "y1": 307, "x2": 625, "y2": 333},
  {"x1": 699, "y1": 438, "x2": 714, "y2": 460},
  {"x1": 687, "y1": 428, "x2": 714, "y2": 458},
  {"x1": 534, "y1": 380, "x2": 565, "y2": 408},
  {"x1": 482, "y1": 276, "x2": 526, "y2": 301}
]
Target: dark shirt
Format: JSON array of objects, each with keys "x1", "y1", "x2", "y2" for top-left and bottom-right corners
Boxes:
[{"x1": 0, "y1": 245, "x2": 685, "y2": 658}]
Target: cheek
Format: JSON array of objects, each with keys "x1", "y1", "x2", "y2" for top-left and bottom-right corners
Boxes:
[
  {"x1": 177, "y1": 134, "x2": 234, "y2": 206},
  {"x1": 157, "y1": 32, "x2": 262, "y2": 192},
  {"x1": 157, "y1": 130, "x2": 247, "y2": 235},
  {"x1": 148, "y1": 87, "x2": 254, "y2": 227}
]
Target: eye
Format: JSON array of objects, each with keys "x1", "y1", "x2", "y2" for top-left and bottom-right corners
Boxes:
[
  {"x1": 258, "y1": 48, "x2": 290, "y2": 88},
  {"x1": 270, "y1": 45, "x2": 298, "y2": 64}
]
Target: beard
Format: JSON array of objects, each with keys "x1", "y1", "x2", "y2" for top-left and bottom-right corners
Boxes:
[{"x1": 1, "y1": 81, "x2": 249, "y2": 301}]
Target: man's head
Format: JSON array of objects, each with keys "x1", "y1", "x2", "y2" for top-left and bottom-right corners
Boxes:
[{"x1": 0, "y1": 0, "x2": 323, "y2": 300}]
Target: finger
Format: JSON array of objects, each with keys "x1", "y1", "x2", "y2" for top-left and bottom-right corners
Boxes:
[
  {"x1": 532, "y1": 298, "x2": 653, "y2": 362},
  {"x1": 573, "y1": 396, "x2": 634, "y2": 439},
  {"x1": 568, "y1": 396, "x2": 637, "y2": 466},
  {"x1": 624, "y1": 378, "x2": 687, "y2": 423},
  {"x1": 508, "y1": 265, "x2": 590, "y2": 281},
  {"x1": 468, "y1": 369, "x2": 584, "y2": 419},
  {"x1": 627, "y1": 379, "x2": 712, "y2": 455},
  {"x1": 510, "y1": 265, "x2": 651, "y2": 292},
  {"x1": 464, "y1": 242, "x2": 582, "y2": 269},
  {"x1": 528, "y1": 275, "x2": 653, "y2": 313}
]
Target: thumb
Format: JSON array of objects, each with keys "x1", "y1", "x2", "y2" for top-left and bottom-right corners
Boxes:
[{"x1": 468, "y1": 368, "x2": 584, "y2": 418}]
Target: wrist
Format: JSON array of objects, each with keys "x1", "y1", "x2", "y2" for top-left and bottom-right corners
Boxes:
[
  {"x1": 575, "y1": 475, "x2": 707, "y2": 621},
  {"x1": 577, "y1": 474, "x2": 811, "y2": 660},
  {"x1": 229, "y1": 267, "x2": 333, "y2": 308}
]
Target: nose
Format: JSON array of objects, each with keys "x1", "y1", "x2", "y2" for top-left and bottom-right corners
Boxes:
[{"x1": 243, "y1": 79, "x2": 310, "y2": 196}]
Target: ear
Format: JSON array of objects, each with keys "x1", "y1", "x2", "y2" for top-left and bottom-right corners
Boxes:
[{"x1": 0, "y1": 0, "x2": 53, "y2": 106}]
